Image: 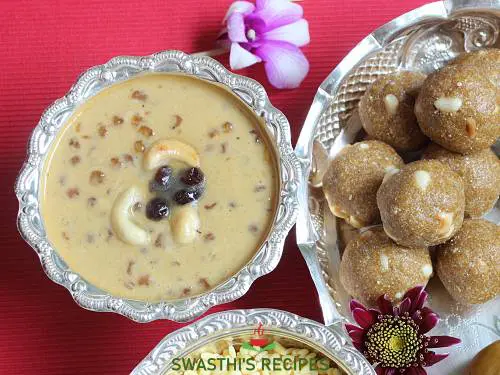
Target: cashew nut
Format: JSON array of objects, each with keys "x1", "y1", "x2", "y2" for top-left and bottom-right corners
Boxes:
[
  {"x1": 170, "y1": 205, "x2": 200, "y2": 244},
  {"x1": 143, "y1": 138, "x2": 200, "y2": 170},
  {"x1": 111, "y1": 186, "x2": 151, "y2": 246}
]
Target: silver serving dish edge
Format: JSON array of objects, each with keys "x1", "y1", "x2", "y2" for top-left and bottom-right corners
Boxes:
[
  {"x1": 131, "y1": 308, "x2": 375, "y2": 375},
  {"x1": 15, "y1": 50, "x2": 301, "y2": 323},
  {"x1": 296, "y1": 1, "x2": 500, "y2": 374}
]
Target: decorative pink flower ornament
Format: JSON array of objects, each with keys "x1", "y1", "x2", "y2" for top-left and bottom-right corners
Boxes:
[
  {"x1": 219, "y1": 0, "x2": 310, "y2": 89},
  {"x1": 345, "y1": 286, "x2": 461, "y2": 374}
]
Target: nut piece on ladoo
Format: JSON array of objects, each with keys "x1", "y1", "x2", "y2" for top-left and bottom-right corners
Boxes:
[
  {"x1": 415, "y1": 63, "x2": 499, "y2": 154},
  {"x1": 436, "y1": 219, "x2": 500, "y2": 305},
  {"x1": 322, "y1": 140, "x2": 404, "y2": 228},
  {"x1": 359, "y1": 71, "x2": 428, "y2": 151},
  {"x1": 422, "y1": 143, "x2": 500, "y2": 218},
  {"x1": 339, "y1": 227, "x2": 432, "y2": 306},
  {"x1": 377, "y1": 160, "x2": 465, "y2": 248}
]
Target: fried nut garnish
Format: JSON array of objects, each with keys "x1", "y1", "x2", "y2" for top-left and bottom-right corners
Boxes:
[
  {"x1": 112, "y1": 115, "x2": 124, "y2": 125},
  {"x1": 66, "y1": 187, "x2": 80, "y2": 198},
  {"x1": 89, "y1": 170, "x2": 105, "y2": 185},
  {"x1": 70, "y1": 155, "x2": 81, "y2": 165},
  {"x1": 138, "y1": 125, "x2": 154, "y2": 137},
  {"x1": 134, "y1": 140, "x2": 146, "y2": 153},
  {"x1": 131, "y1": 90, "x2": 148, "y2": 101}
]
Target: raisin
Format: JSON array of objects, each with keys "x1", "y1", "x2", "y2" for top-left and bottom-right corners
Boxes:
[
  {"x1": 174, "y1": 189, "x2": 202, "y2": 205},
  {"x1": 154, "y1": 165, "x2": 174, "y2": 189},
  {"x1": 180, "y1": 167, "x2": 204, "y2": 186},
  {"x1": 146, "y1": 198, "x2": 170, "y2": 221}
]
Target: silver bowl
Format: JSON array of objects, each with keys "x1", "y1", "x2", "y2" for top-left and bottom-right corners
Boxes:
[
  {"x1": 131, "y1": 308, "x2": 375, "y2": 375},
  {"x1": 295, "y1": 1, "x2": 499, "y2": 374},
  {"x1": 15, "y1": 50, "x2": 301, "y2": 323}
]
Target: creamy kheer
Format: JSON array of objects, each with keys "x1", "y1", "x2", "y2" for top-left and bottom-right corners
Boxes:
[{"x1": 41, "y1": 74, "x2": 277, "y2": 301}]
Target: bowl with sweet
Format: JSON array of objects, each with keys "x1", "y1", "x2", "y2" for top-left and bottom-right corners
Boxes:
[
  {"x1": 296, "y1": 1, "x2": 499, "y2": 373},
  {"x1": 15, "y1": 51, "x2": 300, "y2": 322},
  {"x1": 132, "y1": 309, "x2": 374, "y2": 375}
]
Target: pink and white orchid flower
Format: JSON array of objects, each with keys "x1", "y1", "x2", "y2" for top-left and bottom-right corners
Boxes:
[{"x1": 219, "y1": 0, "x2": 310, "y2": 89}]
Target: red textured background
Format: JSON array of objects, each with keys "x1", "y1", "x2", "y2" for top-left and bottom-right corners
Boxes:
[{"x1": 0, "y1": 1, "x2": 430, "y2": 373}]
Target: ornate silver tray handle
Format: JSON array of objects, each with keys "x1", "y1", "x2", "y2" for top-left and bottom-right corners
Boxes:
[
  {"x1": 15, "y1": 51, "x2": 301, "y2": 323},
  {"x1": 131, "y1": 309, "x2": 375, "y2": 375},
  {"x1": 296, "y1": 1, "x2": 499, "y2": 374}
]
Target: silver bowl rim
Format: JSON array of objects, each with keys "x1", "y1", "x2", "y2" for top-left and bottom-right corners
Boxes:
[
  {"x1": 15, "y1": 50, "x2": 301, "y2": 323},
  {"x1": 131, "y1": 308, "x2": 375, "y2": 375}
]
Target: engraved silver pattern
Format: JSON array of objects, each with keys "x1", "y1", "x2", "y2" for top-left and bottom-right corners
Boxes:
[
  {"x1": 295, "y1": 1, "x2": 499, "y2": 374},
  {"x1": 15, "y1": 51, "x2": 300, "y2": 323},
  {"x1": 131, "y1": 309, "x2": 375, "y2": 375}
]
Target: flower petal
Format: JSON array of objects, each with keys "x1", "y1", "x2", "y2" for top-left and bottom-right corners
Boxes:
[
  {"x1": 377, "y1": 295, "x2": 394, "y2": 315},
  {"x1": 223, "y1": 1, "x2": 255, "y2": 23},
  {"x1": 350, "y1": 299, "x2": 367, "y2": 312},
  {"x1": 375, "y1": 365, "x2": 385, "y2": 375},
  {"x1": 419, "y1": 312, "x2": 439, "y2": 334},
  {"x1": 348, "y1": 328, "x2": 365, "y2": 344},
  {"x1": 253, "y1": 41, "x2": 309, "y2": 89},
  {"x1": 423, "y1": 351, "x2": 449, "y2": 366},
  {"x1": 406, "y1": 367, "x2": 427, "y2": 375},
  {"x1": 399, "y1": 297, "x2": 412, "y2": 315},
  {"x1": 352, "y1": 340, "x2": 365, "y2": 352},
  {"x1": 352, "y1": 308, "x2": 376, "y2": 328},
  {"x1": 345, "y1": 323, "x2": 363, "y2": 334},
  {"x1": 262, "y1": 19, "x2": 310, "y2": 47},
  {"x1": 227, "y1": 12, "x2": 248, "y2": 43},
  {"x1": 405, "y1": 286, "x2": 427, "y2": 314},
  {"x1": 229, "y1": 43, "x2": 262, "y2": 70},
  {"x1": 427, "y1": 335, "x2": 461, "y2": 348},
  {"x1": 252, "y1": 0, "x2": 304, "y2": 29}
]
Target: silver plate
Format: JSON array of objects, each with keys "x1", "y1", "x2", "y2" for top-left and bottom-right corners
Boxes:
[
  {"x1": 131, "y1": 308, "x2": 375, "y2": 375},
  {"x1": 296, "y1": 1, "x2": 500, "y2": 374},
  {"x1": 15, "y1": 50, "x2": 300, "y2": 323}
]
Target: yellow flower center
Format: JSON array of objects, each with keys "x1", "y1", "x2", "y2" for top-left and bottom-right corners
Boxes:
[{"x1": 365, "y1": 315, "x2": 423, "y2": 368}]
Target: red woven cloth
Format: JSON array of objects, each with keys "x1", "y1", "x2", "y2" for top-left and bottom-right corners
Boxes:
[{"x1": 0, "y1": 1, "x2": 430, "y2": 373}]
